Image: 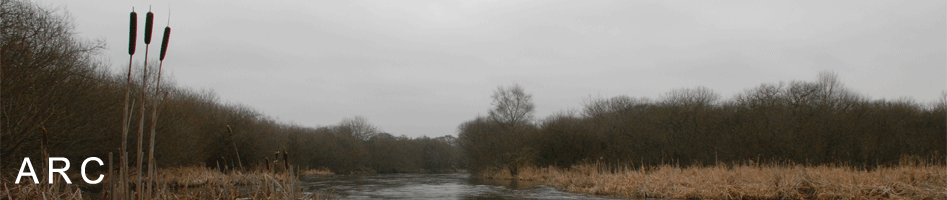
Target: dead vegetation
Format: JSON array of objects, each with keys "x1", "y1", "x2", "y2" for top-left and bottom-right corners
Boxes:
[
  {"x1": 480, "y1": 163, "x2": 947, "y2": 199},
  {"x1": 0, "y1": 167, "x2": 339, "y2": 200},
  {"x1": 299, "y1": 168, "x2": 334, "y2": 176}
]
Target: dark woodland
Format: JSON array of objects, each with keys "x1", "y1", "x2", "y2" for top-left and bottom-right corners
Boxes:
[{"x1": 2, "y1": 0, "x2": 944, "y2": 178}]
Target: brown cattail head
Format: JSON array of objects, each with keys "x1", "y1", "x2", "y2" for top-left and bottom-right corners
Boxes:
[
  {"x1": 128, "y1": 10, "x2": 137, "y2": 55},
  {"x1": 160, "y1": 27, "x2": 171, "y2": 60},
  {"x1": 144, "y1": 11, "x2": 154, "y2": 44}
]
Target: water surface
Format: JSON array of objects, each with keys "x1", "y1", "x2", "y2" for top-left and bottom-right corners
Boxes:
[{"x1": 299, "y1": 173, "x2": 628, "y2": 200}]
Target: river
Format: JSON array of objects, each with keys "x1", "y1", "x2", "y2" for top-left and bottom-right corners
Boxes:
[{"x1": 299, "y1": 173, "x2": 629, "y2": 199}]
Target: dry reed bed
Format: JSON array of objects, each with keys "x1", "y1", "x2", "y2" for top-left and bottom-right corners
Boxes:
[
  {"x1": 1, "y1": 167, "x2": 338, "y2": 200},
  {"x1": 481, "y1": 164, "x2": 947, "y2": 199},
  {"x1": 144, "y1": 166, "x2": 332, "y2": 199},
  {"x1": 2, "y1": 181, "x2": 87, "y2": 200},
  {"x1": 150, "y1": 166, "x2": 292, "y2": 187},
  {"x1": 299, "y1": 168, "x2": 335, "y2": 176}
]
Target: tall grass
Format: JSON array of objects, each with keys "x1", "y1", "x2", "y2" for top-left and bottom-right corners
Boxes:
[{"x1": 480, "y1": 162, "x2": 947, "y2": 199}]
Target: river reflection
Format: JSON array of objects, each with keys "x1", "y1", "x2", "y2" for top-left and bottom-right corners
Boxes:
[{"x1": 299, "y1": 173, "x2": 625, "y2": 200}]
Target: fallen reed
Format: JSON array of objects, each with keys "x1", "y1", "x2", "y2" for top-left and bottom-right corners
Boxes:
[{"x1": 481, "y1": 163, "x2": 947, "y2": 199}]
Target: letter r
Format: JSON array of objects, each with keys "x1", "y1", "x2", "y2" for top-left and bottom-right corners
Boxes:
[{"x1": 48, "y1": 157, "x2": 72, "y2": 184}]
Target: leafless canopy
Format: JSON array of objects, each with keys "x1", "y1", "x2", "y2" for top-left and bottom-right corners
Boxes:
[
  {"x1": 488, "y1": 84, "x2": 535, "y2": 127},
  {"x1": 335, "y1": 116, "x2": 379, "y2": 141}
]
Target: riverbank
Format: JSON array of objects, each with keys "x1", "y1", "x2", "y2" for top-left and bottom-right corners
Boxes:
[
  {"x1": 480, "y1": 163, "x2": 947, "y2": 199},
  {"x1": 0, "y1": 166, "x2": 338, "y2": 199}
]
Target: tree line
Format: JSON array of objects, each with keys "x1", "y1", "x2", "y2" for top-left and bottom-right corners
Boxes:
[
  {"x1": 460, "y1": 75, "x2": 946, "y2": 175},
  {"x1": 4, "y1": 0, "x2": 944, "y2": 179},
  {"x1": 1, "y1": 0, "x2": 462, "y2": 176}
]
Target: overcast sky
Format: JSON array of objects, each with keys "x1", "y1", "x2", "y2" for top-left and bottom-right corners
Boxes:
[{"x1": 35, "y1": 0, "x2": 946, "y2": 138}]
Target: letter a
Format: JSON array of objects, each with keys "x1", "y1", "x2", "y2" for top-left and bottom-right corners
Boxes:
[{"x1": 15, "y1": 157, "x2": 38, "y2": 184}]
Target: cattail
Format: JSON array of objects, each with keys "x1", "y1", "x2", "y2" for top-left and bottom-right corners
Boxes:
[
  {"x1": 160, "y1": 27, "x2": 171, "y2": 60},
  {"x1": 144, "y1": 11, "x2": 154, "y2": 44},
  {"x1": 128, "y1": 10, "x2": 137, "y2": 55},
  {"x1": 283, "y1": 148, "x2": 289, "y2": 170},
  {"x1": 227, "y1": 125, "x2": 243, "y2": 169},
  {"x1": 136, "y1": 9, "x2": 154, "y2": 199},
  {"x1": 147, "y1": 11, "x2": 171, "y2": 200}
]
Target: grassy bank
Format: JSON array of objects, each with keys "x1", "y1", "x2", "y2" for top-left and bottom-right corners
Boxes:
[
  {"x1": 0, "y1": 167, "x2": 338, "y2": 199},
  {"x1": 480, "y1": 163, "x2": 947, "y2": 199}
]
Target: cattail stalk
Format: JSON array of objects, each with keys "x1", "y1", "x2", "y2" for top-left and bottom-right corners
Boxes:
[
  {"x1": 41, "y1": 127, "x2": 48, "y2": 186},
  {"x1": 0, "y1": 13, "x2": 2, "y2": 175},
  {"x1": 123, "y1": 99, "x2": 135, "y2": 199},
  {"x1": 108, "y1": 152, "x2": 114, "y2": 200},
  {"x1": 135, "y1": 8, "x2": 154, "y2": 200},
  {"x1": 146, "y1": 24, "x2": 170, "y2": 200},
  {"x1": 227, "y1": 125, "x2": 243, "y2": 169},
  {"x1": 120, "y1": 8, "x2": 138, "y2": 200},
  {"x1": 283, "y1": 148, "x2": 289, "y2": 170},
  {"x1": 274, "y1": 151, "x2": 280, "y2": 172}
]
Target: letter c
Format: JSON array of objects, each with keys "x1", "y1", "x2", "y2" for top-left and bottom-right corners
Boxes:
[{"x1": 81, "y1": 157, "x2": 104, "y2": 184}]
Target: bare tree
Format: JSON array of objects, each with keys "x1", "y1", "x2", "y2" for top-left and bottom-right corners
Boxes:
[
  {"x1": 814, "y1": 71, "x2": 860, "y2": 111},
  {"x1": 483, "y1": 84, "x2": 538, "y2": 176},
  {"x1": 662, "y1": 86, "x2": 720, "y2": 107},
  {"x1": 336, "y1": 116, "x2": 379, "y2": 141},
  {"x1": 488, "y1": 84, "x2": 535, "y2": 127},
  {"x1": 582, "y1": 95, "x2": 651, "y2": 118},
  {"x1": 1, "y1": 0, "x2": 107, "y2": 169}
]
